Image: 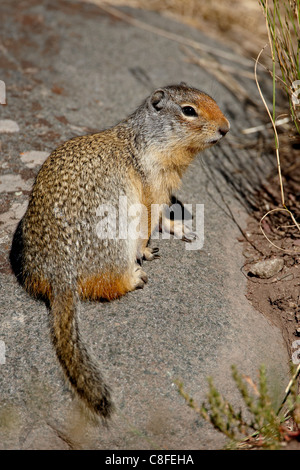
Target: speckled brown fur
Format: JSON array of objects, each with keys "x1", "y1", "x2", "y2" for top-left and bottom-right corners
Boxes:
[{"x1": 11, "y1": 83, "x2": 230, "y2": 418}]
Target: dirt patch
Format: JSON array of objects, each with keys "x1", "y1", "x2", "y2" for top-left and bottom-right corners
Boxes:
[
  {"x1": 239, "y1": 131, "x2": 300, "y2": 448},
  {"x1": 240, "y1": 133, "x2": 300, "y2": 362}
]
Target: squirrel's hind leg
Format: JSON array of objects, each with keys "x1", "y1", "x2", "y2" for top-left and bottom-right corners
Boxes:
[{"x1": 78, "y1": 263, "x2": 148, "y2": 301}]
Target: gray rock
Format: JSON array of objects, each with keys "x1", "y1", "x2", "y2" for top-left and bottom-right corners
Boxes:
[
  {"x1": 249, "y1": 258, "x2": 285, "y2": 279},
  {"x1": 0, "y1": 0, "x2": 290, "y2": 450}
]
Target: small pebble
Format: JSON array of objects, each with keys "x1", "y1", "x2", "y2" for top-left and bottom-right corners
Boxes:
[{"x1": 248, "y1": 258, "x2": 284, "y2": 279}]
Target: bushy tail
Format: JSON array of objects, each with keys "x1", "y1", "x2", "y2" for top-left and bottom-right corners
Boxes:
[{"x1": 49, "y1": 286, "x2": 114, "y2": 419}]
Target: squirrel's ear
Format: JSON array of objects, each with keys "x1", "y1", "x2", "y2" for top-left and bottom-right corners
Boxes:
[{"x1": 149, "y1": 89, "x2": 168, "y2": 111}]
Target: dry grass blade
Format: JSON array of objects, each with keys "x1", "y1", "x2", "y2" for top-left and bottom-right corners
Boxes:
[
  {"x1": 260, "y1": 208, "x2": 300, "y2": 253},
  {"x1": 255, "y1": 45, "x2": 284, "y2": 202},
  {"x1": 254, "y1": 45, "x2": 300, "y2": 254},
  {"x1": 242, "y1": 116, "x2": 290, "y2": 134},
  {"x1": 259, "y1": 0, "x2": 300, "y2": 133}
]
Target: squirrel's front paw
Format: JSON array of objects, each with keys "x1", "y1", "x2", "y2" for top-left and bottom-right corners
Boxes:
[
  {"x1": 181, "y1": 228, "x2": 198, "y2": 243},
  {"x1": 143, "y1": 246, "x2": 160, "y2": 261},
  {"x1": 136, "y1": 246, "x2": 160, "y2": 264},
  {"x1": 168, "y1": 219, "x2": 197, "y2": 243}
]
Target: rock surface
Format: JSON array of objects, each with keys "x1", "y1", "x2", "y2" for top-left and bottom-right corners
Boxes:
[{"x1": 0, "y1": 0, "x2": 290, "y2": 450}]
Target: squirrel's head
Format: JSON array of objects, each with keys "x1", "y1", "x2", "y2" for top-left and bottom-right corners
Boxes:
[{"x1": 145, "y1": 83, "x2": 230, "y2": 154}]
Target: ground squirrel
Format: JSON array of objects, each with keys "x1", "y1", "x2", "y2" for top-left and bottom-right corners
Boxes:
[{"x1": 10, "y1": 83, "x2": 230, "y2": 419}]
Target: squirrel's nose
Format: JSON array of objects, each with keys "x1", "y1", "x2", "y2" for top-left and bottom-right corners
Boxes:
[{"x1": 219, "y1": 120, "x2": 230, "y2": 136}]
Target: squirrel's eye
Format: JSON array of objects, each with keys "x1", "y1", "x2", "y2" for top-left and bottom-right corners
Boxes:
[{"x1": 181, "y1": 106, "x2": 198, "y2": 117}]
